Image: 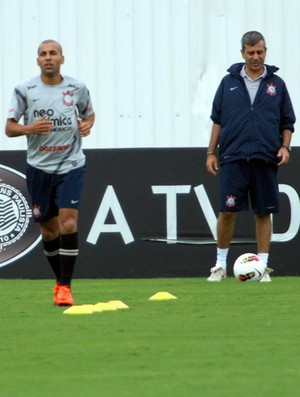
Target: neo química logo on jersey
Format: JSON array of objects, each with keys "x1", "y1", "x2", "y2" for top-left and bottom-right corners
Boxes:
[{"x1": 0, "y1": 165, "x2": 41, "y2": 267}]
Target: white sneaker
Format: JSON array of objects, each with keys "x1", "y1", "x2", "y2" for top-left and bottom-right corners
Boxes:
[
  {"x1": 259, "y1": 267, "x2": 274, "y2": 283},
  {"x1": 207, "y1": 266, "x2": 227, "y2": 282}
]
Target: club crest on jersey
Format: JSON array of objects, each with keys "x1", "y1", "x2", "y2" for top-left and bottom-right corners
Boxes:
[
  {"x1": 225, "y1": 195, "x2": 236, "y2": 208},
  {"x1": 62, "y1": 91, "x2": 74, "y2": 107},
  {"x1": 266, "y1": 83, "x2": 277, "y2": 96},
  {"x1": 32, "y1": 205, "x2": 42, "y2": 219}
]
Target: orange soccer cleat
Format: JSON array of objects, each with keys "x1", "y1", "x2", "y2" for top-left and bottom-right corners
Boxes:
[
  {"x1": 56, "y1": 285, "x2": 74, "y2": 306},
  {"x1": 52, "y1": 282, "x2": 60, "y2": 305}
]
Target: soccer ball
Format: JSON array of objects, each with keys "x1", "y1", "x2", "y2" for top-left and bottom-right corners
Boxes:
[{"x1": 233, "y1": 253, "x2": 266, "y2": 282}]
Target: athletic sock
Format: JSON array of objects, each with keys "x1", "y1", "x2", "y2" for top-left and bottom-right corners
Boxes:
[
  {"x1": 60, "y1": 232, "x2": 79, "y2": 287},
  {"x1": 257, "y1": 252, "x2": 269, "y2": 266},
  {"x1": 43, "y1": 237, "x2": 61, "y2": 282},
  {"x1": 216, "y1": 247, "x2": 229, "y2": 269}
]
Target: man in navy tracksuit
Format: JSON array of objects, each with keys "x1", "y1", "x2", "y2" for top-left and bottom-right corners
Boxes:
[{"x1": 206, "y1": 31, "x2": 295, "y2": 282}]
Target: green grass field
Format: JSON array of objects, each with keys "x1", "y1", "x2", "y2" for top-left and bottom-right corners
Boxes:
[{"x1": 1, "y1": 277, "x2": 300, "y2": 397}]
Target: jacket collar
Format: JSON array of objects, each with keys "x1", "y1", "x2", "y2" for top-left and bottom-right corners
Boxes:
[{"x1": 227, "y1": 62, "x2": 279, "y2": 78}]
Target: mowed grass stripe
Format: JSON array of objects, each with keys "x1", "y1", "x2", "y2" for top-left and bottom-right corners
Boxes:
[{"x1": 0, "y1": 278, "x2": 300, "y2": 397}]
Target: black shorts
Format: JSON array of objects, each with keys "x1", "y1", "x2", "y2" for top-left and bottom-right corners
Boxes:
[
  {"x1": 220, "y1": 160, "x2": 279, "y2": 214},
  {"x1": 26, "y1": 165, "x2": 86, "y2": 222}
]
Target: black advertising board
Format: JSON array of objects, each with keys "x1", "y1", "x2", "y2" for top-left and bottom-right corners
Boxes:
[{"x1": 0, "y1": 148, "x2": 299, "y2": 278}]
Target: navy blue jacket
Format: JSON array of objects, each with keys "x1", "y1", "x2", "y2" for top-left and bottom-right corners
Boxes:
[{"x1": 211, "y1": 63, "x2": 296, "y2": 165}]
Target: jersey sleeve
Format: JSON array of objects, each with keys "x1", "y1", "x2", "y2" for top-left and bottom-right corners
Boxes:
[
  {"x1": 210, "y1": 80, "x2": 224, "y2": 124},
  {"x1": 280, "y1": 82, "x2": 296, "y2": 133},
  {"x1": 7, "y1": 84, "x2": 27, "y2": 122},
  {"x1": 76, "y1": 86, "x2": 94, "y2": 119}
]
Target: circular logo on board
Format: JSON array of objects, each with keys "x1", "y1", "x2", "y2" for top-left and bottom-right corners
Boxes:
[{"x1": 0, "y1": 165, "x2": 41, "y2": 268}]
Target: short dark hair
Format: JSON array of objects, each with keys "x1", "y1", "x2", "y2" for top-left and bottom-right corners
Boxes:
[
  {"x1": 241, "y1": 31, "x2": 266, "y2": 51},
  {"x1": 38, "y1": 40, "x2": 63, "y2": 55}
]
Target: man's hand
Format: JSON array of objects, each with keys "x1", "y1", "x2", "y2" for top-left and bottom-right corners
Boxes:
[
  {"x1": 206, "y1": 154, "x2": 219, "y2": 176},
  {"x1": 31, "y1": 115, "x2": 53, "y2": 135},
  {"x1": 78, "y1": 119, "x2": 92, "y2": 137},
  {"x1": 277, "y1": 147, "x2": 290, "y2": 166}
]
